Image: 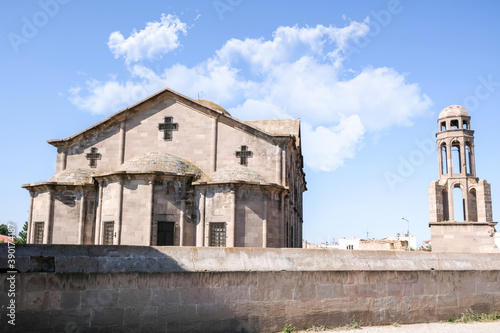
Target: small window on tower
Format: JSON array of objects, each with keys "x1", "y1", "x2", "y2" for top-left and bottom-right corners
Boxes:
[
  {"x1": 440, "y1": 122, "x2": 446, "y2": 131},
  {"x1": 450, "y1": 120, "x2": 459, "y2": 129},
  {"x1": 462, "y1": 121, "x2": 468, "y2": 129}
]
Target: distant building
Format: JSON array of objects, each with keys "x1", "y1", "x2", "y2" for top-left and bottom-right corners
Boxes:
[
  {"x1": 0, "y1": 235, "x2": 13, "y2": 243},
  {"x1": 392, "y1": 233, "x2": 417, "y2": 250},
  {"x1": 337, "y1": 235, "x2": 414, "y2": 251},
  {"x1": 338, "y1": 238, "x2": 360, "y2": 250}
]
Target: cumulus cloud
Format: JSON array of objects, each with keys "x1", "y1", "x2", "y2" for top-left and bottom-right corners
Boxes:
[
  {"x1": 302, "y1": 116, "x2": 366, "y2": 172},
  {"x1": 69, "y1": 17, "x2": 433, "y2": 172},
  {"x1": 108, "y1": 14, "x2": 187, "y2": 64}
]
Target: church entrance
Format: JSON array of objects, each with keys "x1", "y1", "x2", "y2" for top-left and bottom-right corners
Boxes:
[{"x1": 157, "y1": 222, "x2": 175, "y2": 246}]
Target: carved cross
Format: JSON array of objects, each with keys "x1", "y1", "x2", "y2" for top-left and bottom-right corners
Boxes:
[
  {"x1": 158, "y1": 116, "x2": 179, "y2": 141},
  {"x1": 236, "y1": 145, "x2": 253, "y2": 166},
  {"x1": 86, "y1": 147, "x2": 101, "y2": 168}
]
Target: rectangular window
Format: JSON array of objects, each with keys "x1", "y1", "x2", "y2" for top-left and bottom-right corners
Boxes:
[
  {"x1": 210, "y1": 223, "x2": 226, "y2": 247},
  {"x1": 103, "y1": 222, "x2": 114, "y2": 245},
  {"x1": 33, "y1": 222, "x2": 44, "y2": 244},
  {"x1": 157, "y1": 222, "x2": 175, "y2": 246}
]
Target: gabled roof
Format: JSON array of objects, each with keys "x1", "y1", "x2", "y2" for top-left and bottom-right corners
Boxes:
[
  {"x1": 244, "y1": 119, "x2": 301, "y2": 147},
  {"x1": 48, "y1": 87, "x2": 273, "y2": 148}
]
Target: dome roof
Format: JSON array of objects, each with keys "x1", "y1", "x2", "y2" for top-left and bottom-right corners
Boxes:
[
  {"x1": 195, "y1": 99, "x2": 230, "y2": 115},
  {"x1": 439, "y1": 105, "x2": 469, "y2": 119},
  {"x1": 48, "y1": 168, "x2": 96, "y2": 184},
  {"x1": 117, "y1": 152, "x2": 202, "y2": 176},
  {"x1": 209, "y1": 165, "x2": 267, "y2": 183}
]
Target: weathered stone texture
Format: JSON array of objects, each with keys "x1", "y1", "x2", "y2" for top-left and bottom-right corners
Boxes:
[
  {"x1": 2, "y1": 245, "x2": 500, "y2": 332},
  {"x1": 23, "y1": 88, "x2": 306, "y2": 249}
]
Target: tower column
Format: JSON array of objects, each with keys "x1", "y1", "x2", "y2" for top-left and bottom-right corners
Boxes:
[
  {"x1": 460, "y1": 138, "x2": 467, "y2": 176},
  {"x1": 437, "y1": 142, "x2": 443, "y2": 175},
  {"x1": 446, "y1": 140, "x2": 453, "y2": 175},
  {"x1": 463, "y1": 183, "x2": 469, "y2": 221},
  {"x1": 447, "y1": 185, "x2": 454, "y2": 221},
  {"x1": 470, "y1": 144, "x2": 476, "y2": 176}
]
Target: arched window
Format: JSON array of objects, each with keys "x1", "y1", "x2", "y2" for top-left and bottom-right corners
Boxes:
[
  {"x1": 442, "y1": 189, "x2": 449, "y2": 221},
  {"x1": 452, "y1": 142, "x2": 461, "y2": 174},
  {"x1": 453, "y1": 186, "x2": 465, "y2": 222},
  {"x1": 441, "y1": 145, "x2": 448, "y2": 174}
]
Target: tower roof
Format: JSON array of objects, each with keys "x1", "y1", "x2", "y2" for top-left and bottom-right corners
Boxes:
[{"x1": 439, "y1": 105, "x2": 469, "y2": 119}]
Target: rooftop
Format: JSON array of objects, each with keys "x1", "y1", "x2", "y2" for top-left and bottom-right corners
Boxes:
[{"x1": 439, "y1": 105, "x2": 469, "y2": 119}]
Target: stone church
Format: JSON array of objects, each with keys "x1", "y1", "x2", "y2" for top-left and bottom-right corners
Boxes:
[
  {"x1": 428, "y1": 105, "x2": 498, "y2": 253},
  {"x1": 23, "y1": 87, "x2": 306, "y2": 248}
]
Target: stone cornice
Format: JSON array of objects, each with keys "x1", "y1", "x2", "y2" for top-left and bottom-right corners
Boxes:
[
  {"x1": 194, "y1": 181, "x2": 287, "y2": 193},
  {"x1": 21, "y1": 182, "x2": 95, "y2": 192}
]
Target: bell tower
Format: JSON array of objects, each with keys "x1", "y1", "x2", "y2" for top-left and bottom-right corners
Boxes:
[{"x1": 429, "y1": 105, "x2": 498, "y2": 252}]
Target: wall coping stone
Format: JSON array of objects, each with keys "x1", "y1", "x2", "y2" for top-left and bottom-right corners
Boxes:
[{"x1": 2, "y1": 244, "x2": 500, "y2": 273}]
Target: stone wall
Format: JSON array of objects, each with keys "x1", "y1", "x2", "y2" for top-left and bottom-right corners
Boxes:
[
  {"x1": 1, "y1": 245, "x2": 500, "y2": 332},
  {"x1": 430, "y1": 223, "x2": 499, "y2": 253}
]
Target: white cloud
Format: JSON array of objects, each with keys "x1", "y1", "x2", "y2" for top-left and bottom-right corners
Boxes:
[
  {"x1": 69, "y1": 18, "x2": 433, "y2": 171},
  {"x1": 302, "y1": 116, "x2": 366, "y2": 172},
  {"x1": 108, "y1": 14, "x2": 187, "y2": 64},
  {"x1": 216, "y1": 20, "x2": 369, "y2": 73}
]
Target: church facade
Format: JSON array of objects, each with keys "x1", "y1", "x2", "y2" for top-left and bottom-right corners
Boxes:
[{"x1": 23, "y1": 88, "x2": 306, "y2": 248}]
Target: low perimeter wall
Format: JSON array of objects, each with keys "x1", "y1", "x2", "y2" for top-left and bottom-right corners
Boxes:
[{"x1": 1, "y1": 245, "x2": 500, "y2": 332}]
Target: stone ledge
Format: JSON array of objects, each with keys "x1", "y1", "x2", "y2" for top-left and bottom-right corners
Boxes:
[{"x1": 2, "y1": 244, "x2": 500, "y2": 274}]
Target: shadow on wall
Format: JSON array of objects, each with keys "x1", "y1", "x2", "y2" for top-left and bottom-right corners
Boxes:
[{"x1": 0, "y1": 244, "x2": 258, "y2": 333}]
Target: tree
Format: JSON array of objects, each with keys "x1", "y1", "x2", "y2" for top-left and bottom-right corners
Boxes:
[
  {"x1": 16, "y1": 221, "x2": 28, "y2": 244},
  {"x1": 0, "y1": 224, "x2": 8, "y2": 236}
]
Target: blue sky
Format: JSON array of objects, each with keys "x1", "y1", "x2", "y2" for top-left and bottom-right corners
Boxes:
[{"x1": 2, "y1": 0, "x2": 500, "y2": 245}]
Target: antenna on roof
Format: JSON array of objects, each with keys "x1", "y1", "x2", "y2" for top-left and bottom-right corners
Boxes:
[{"x1": 198, "y1": 91, "x2": 204, "y2": 99}]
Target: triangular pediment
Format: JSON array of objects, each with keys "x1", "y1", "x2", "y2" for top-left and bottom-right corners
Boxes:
[{"x1": 48, "y1": 88, "x2": 237, "y2": 148}]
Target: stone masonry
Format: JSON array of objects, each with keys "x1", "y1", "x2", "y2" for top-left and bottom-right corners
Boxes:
[
  {"x1": 429, "y1": 105, "x2": 498, "y2": 252},
  {"x1": 2, "y1": 245, "x2": 500, "y2": 332},
  {"x1": 22, "y1": 88, "x2": 306, "y2": 248}
]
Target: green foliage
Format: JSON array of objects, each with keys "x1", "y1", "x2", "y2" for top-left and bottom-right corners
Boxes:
[
  {"x1": 0, "y1": 224, "x2": 8, "y2": 236},
  {"x1": 449, "y1": 309, "x2": 500, "y2": 323},
  {"x1": 15, "y1": 221, "x2": 28, "y2": 244},
  {"x1": 345, "y1": 317, "x2": 362, "y2": 329},
  {"x1": 282, "y1": 323, "x2": 297, "y2": 333}
]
